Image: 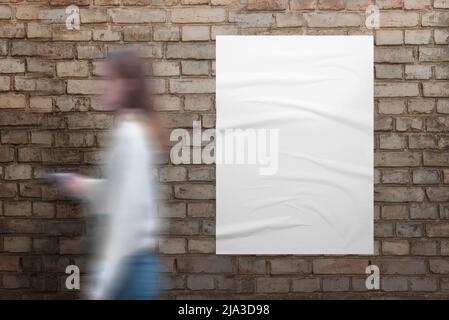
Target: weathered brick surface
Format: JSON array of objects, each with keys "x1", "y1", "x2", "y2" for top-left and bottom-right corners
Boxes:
[{"x1": 0, "y1": 0, "x2": 448, "y2": 300}]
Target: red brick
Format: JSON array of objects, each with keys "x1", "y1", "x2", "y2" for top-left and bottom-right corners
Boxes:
[{"x1": 0, "y1": 256, "x2": 20, "y2": 271}]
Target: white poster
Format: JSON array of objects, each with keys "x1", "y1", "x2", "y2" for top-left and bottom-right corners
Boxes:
[{"x1": 216, "y1": 36, "x2": 373, "y2": 254}]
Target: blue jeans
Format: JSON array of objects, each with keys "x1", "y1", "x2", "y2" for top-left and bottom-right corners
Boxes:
[{"x1": 109, "y1": 251, "x2": 163, "y2": 300}]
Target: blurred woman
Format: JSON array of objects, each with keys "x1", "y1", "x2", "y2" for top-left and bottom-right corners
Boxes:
[{"x1": 58, "y1": 50, "x2": 163, "y2": 300}]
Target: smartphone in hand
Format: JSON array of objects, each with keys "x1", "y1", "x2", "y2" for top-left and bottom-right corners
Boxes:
[{"x1": 45, "y1": 173, "x2": 78, "y2": 189}]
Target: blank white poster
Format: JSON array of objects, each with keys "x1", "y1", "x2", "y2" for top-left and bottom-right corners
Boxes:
[{"x1": 216, "y1": 36, "x2": 373, "y2": 254}]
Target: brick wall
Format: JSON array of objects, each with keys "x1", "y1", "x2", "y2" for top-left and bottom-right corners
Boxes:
[{"x1": 0, "y1": 0, "x2": 448, "y2": 299}]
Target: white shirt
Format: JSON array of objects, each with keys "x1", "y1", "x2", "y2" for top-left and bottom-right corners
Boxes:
[{"x1": 81, "y1": 117, "x2": 159, "y2": 298}]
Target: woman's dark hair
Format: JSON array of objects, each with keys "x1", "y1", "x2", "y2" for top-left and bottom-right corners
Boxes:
[{"x1": 106, "y1": 49, "x2": 154, "y2": 114}]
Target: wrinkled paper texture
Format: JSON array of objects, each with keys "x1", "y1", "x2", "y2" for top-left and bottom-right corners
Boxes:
[{"x1": 216, "y1": 36, "x2": 373, "y2": 254}]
